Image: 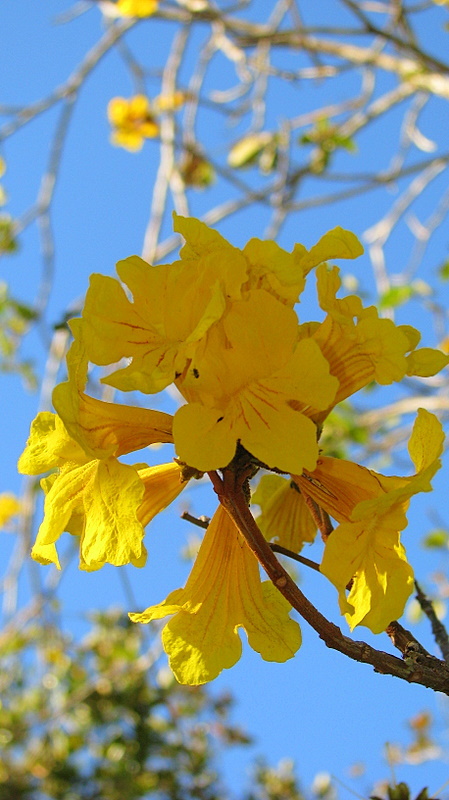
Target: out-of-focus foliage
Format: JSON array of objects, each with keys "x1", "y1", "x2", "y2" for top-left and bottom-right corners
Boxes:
[
  {"x1": 0, "y1": 604, "x2": 437, "y2": 799},
  {"x1": 0, "y1": 609, "x2": 251, "y2": 800},
  {"x1": 0, "y1": 282, "x2": 37, "y2": 389}
]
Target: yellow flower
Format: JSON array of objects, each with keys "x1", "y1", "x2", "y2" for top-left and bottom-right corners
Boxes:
[
  {"x1": 114, "y1": 0, "x2": 158, "y2": 17},
  {"x1": 173, "y1": 291, "x2": 338, "y2": 474},
  {"x1": 305, "y1": 264, "x2": 449, "y2": 423},
  {"x1": 18, "y1": 324, "x2": 182, "y2": 569},
  {"x1": 0, "y1": 492, "x2": 21, "y2": 528},
  {"x1": 130, "y1": 505, "x2": 301, "y2": 684},
  {"x1": 294, "y1": 409, "x2": 444, "y2": 633},
  {"x1": 79, "y1": 215, "x2": 365, "y2": 401},
  {"x1": 81, "y1": 219, "x2": 248, "y2": 393},
  {"x1": 108, "y1": 95, "x2": 159, "y2": 151}
]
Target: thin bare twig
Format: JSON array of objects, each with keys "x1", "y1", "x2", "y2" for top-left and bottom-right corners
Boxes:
[{"x1": 415, "y1": 581, "x2": 449, "y2": 666}]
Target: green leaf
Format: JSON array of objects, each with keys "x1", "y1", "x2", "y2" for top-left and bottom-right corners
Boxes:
[
  {"x1": 422, "y1": 529, "x2": 449, "y2": 548},
  {"x1": 438, "y1": 259, "x2": 449, "y2": 280},
  {"x1": 379, "y1": 285, "x2": 413, "y2": 309}
]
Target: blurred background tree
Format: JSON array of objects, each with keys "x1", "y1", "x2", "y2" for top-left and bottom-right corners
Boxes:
[{"x1": 2, "y1": 0, "x2": 449, "y2": 796}]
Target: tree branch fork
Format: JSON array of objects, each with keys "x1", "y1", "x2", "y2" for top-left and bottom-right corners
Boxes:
[{"x1": 207, "y1": 465, "x2": 449, "y2": 696}]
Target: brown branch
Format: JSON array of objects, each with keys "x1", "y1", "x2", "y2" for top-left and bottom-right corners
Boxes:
[
  {"x1": 385, "y1": 619, "x2": 432, "y2": 659},
  {"x1": 415, "y1": 581, "x2": 449, "y2": 666},
  {"x1": 269, "y1": 544, "x2": 321, "y2": 573},
  {"x1": 180, "y1": 511, "x2": 209, "y2": 529},
  {"x1": 209, "y1": 468, "x2": 449, "y2": 696}
]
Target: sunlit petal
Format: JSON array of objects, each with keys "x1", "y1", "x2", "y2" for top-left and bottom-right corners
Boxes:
[{"x1": 130, "y1": 505, "x2": 301, "y2": 684}]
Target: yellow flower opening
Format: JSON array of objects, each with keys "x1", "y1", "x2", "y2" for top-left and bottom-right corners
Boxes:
[
  {"x1": 18, "y1": 325, "x2": 183, "y2": 570},
  {"x1": 294, "y1": 409, "x2": 444, "y2": 633},
  {"x1": 130, "y1": 505, "x2": 301, "y2": 685}
]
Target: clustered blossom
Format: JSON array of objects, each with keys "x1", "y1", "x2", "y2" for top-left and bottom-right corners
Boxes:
[
  {"x1": 107, "y1": 93, "x2": 187, "y2": 151},
  {"x1": 19, "y1": 215, "x2": 448, "y2": 684},
  {"x1": 107, "y1": 95, "x2": 159, "y2": 151}
]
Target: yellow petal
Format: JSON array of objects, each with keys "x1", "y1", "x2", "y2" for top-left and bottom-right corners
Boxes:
[
  {"x1": 138, "y1": 462, "x2": 187, "y2": 526},
  {"x1": 408, "y1": 407, "x2": 445, "y2": 473},
  {"x1": 110, "y1": 130, "x2": 145, "y2": 152},
  {"x1": 173, "y1": 402, "x2": 237, "y2": 471},
  {"x1": 81, "y1": 459, "x2": 146, "y2": 567},
  {"x1": 398, "y1": 324, "x2": 421, "y2": 351},
  {"x1": 130, "y1": 505, "x2": 301, "y2": 684},
  {"x1": 82, "y1": 251, "x2": 236, "y2": 393},
  {"x1": 252, "y1": 474, "x2": 317, "y2": 552},
  {"x1": 173, "y1": 213, "x2": 248, "y2": 300},
  {"x1": 173, "y1": 320, "x2": 337, "y2": 473},
  {"x1": 406, "y1": 347, "x2": 449, "y2": 378},
  {"x1": 238, "y1": 388, "x2": 320, "y2": 473},
  {"x1": 52, "y1": 322, "x2": 174, "y2": 459},
  {"x1": 294, "y1": 227, "x2": 364, "y2": 276},
  {"x1": 292, "y1": 456, "x2": 385, "y2": 524},
  {"x1": 222, "y1": 291, "x2": 299, "y2": 381},
  {"x1": 107, "y1": 98, "x2": 129, "y2": 125},
  {"x1": 354, "y1": 409, "x2": 444, "y2": 521},
  {"x1": 173, "y1": 213, "x2": 230, "y2": 259},
  {"x1": 179, "y1": 291, "x2": 299, "y2": 403},
  {"x1": 320, "y1": 410, "x2": 443, "y2": 634},
  {"x1": 154, "y1": 91, "x2": 187, "y2": 112},
  {"x1": 316, "y1": 264, "x2": 363, "y2": 319},
  {"x1": 36, "y1": 462, "x2": 93, "y2": 547},
  {"x1": 53, "y1": 344, "x2": 173, "y2": 460},
  {"x1": 81, "y1": 272, "x2": 149, "y2": 367},
  {"x1": 243, "y1": 238, "x2": 305, "y2": 304},
  {"x1": 271, "y1": 337, "x2": 339, "y2": 414},
  {"x1": 31, "y1": 540, "x2": 61, "y2": 569},
  {"x1": 128, "y1": 94, "x2": 151, "y2": 115},
  {"x1": 356, "y1": 313, "x2": 410, "y2": 384},
  {"x1": 321, "y1": 511, "x2": 414, "y2": 633},
  {"x1": 18, "y1": 412, "x2": 86, "y2": 475}
]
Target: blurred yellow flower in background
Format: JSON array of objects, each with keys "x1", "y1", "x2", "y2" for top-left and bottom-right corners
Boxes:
[{"x1": 108, "y1": 95, "x2": 159, "y2": 151}]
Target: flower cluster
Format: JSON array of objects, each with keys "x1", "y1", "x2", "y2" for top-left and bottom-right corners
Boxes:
[
  {"x1": 19, "y1": 215, "x2": 448, "y2": 684},
  {"x1": 108, "y1": 93, "x2": 187, "y2": 151},
  {"x1": 108, "y1": 96, "x2": 160, "y2": 151}
]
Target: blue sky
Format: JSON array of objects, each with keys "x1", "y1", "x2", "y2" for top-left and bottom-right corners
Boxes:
[{"x1": 2, "y1": 2, "x2": 449, "y2": 797}]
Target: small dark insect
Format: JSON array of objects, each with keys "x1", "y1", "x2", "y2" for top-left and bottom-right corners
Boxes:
[{"x1": 193, "y1": 368, "x2": 200, "y2": 378}]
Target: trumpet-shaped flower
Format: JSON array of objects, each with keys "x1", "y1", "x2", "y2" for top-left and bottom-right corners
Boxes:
[
  {"x1": 130, "y1": 504, "x2": 301, "y2": 684},
  {"x1": 18, "y1": 325, "x2": 183, "y2": 569},
  {"x1": 294, "y1": 409, "x2": 444, "y2": 633},
  {"x1": 306, "y1": 265, "x2": 449, "y2": 422}
]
